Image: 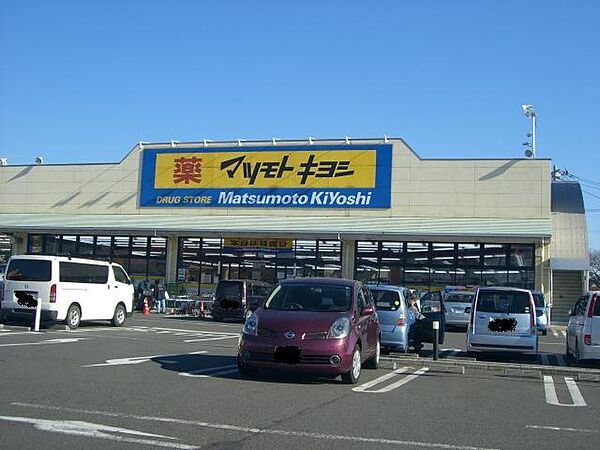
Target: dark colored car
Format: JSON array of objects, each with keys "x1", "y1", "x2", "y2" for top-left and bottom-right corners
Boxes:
[
  {"x1": 237, "y1": 278, "x2": 381, "y2": 384},
  {"x1": 212, "y1": 279, "x2": 272, "y2": 322}
]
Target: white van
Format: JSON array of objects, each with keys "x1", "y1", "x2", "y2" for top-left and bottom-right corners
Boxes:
[
  {"x1": 1, "y1": 255, "x2": 134, "y2": 329},
  {"x1": 566, "y1": 291, "x2": 600, "y2": 361},
  {"x1": 466, "y1": 287, "x2": 538, "y2": 355}
]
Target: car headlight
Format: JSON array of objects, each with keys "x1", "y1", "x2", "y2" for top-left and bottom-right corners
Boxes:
[
  {"x1": 327, "y1": 317, "x2": 350, "y2": 339},
  {"x1": 243, "y1": 313, "x2": 258, "y2": 336}
]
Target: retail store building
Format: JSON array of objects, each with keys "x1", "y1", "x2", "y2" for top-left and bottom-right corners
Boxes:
[{"x1": 0, "y1": 138, "x2": 590, "y2": 323}]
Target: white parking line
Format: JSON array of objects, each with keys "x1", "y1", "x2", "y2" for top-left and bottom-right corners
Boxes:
[
  {"x1": 0, "y1": 338, "x2": 86, "y2": 348},
  {"x1": 180, "y1": 364, "x2": 239, "y2": 378},
  {"x1": 353, "y1": 367, "x2": 429, "y2": 393},
  {"x1": 12, "y1": 402, "x2": 500, "y2": 450},
  {"x1": 543, "y1": 376, "x2": 587, "y2": 407},
  {"x1": 149, "y1": 326, "x2": 239, "y2": 336},
  {"x1": 183, "y1": 336, "x2": 238, "y2": 343},
  {"x1": 352, "y1": 368, "x2": 408, "y2": 392},
  {"x1": 83, "y1": 350, "x2": 208, "y2": 367},
  {"x1": 0, "y1": 415, "x2": 198, "y2": 449},
  {"x1": 526, "y1": 425, "x2": 598, "y2": 434}
]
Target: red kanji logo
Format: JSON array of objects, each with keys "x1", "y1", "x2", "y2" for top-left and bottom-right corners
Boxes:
[{"x1": 173, "y1": 157, "x2": 202, "y2": 184}]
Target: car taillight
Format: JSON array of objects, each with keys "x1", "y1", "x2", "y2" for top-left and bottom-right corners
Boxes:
[
  {"x1": 530, "y1": 296, "x2": 536, "y2": 330},
  {"x1": 588, "y1": 294, "x2": 597, "y2": 318},
  {"x1": 396, "y1": 316, "x2": 405, "y2": 326},
  {"x1": 49, "y1": 284, "x2": 57, "y2": 303},
  {"x1": 584, "y1": 334, "x2": 592, "y2": 346}
]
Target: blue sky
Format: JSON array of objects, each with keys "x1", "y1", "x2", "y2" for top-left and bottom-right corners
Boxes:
[{"x1": 1, "y1": 0, "x2": 599, "y2": 245}]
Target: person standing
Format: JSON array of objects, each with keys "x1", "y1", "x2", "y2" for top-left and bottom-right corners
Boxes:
[{"x1": 153, "y1": 279, "x2": 166, "y2": 314}]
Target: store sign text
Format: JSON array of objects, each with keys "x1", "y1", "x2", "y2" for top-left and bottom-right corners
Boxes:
[{"x1": 139, "y1": 145, "x2": 392, "y2": 208}]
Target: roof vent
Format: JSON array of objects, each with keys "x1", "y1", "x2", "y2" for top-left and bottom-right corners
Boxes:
[
  {"x1": 0, "y1": 158, "x2": 7, "y2": 166},
  {"x1": 35, "y1": 156, "x2": 44, "y2": 165}
]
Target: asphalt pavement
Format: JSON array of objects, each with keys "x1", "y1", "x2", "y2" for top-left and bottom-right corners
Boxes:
[{"x1": 0, "y1": 314, "x2": 598, "y2": 450}]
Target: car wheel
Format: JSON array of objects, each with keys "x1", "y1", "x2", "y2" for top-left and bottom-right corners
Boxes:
[
  {"x1": 565, "y1": 339, "x2": 574, "y2": 362},
  {"x1": 237, "y1": 357, "x2": 257, "y2": 378},
  {"x1": 111, "y1": 304, "x2": 126, "y2": 327},
  {"x1": 341, "y1": 345, "x2": 362, "y2": 384},
  {"x1": 542, "y1": 329, "x2": 548, "y2": 336},
  {"x1": 364, "y1": 338, "x2": 380, "y2": 369},
  {"x1": 65, "y1": 304, "x2": 81, "y2": 330},
  {"x1": 575, "y1": 341, "x2": 582, "y2": 362}
]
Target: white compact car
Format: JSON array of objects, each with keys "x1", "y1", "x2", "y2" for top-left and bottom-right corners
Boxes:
[
  {"x1": 466, "y1": 287, "x2": 538, "y2": 355},
  {"x1": 1, "y1": 255, "x2": 134, "y2": 329},
  {"x1": 444, "y1": 291, "x2": 475, "y2": 327},
  {"x1": 566, "y1": 291, "x2": 600, "y2": 362}
]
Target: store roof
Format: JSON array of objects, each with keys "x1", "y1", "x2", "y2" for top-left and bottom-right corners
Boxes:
[{"x1": 0, "y1": 214, "x2": 552, "y2": 242}]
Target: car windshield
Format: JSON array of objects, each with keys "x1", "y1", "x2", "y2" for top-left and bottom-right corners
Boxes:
[
  {"x1": 477, "y1": 291, "x2": 532, "y2": 314},
  {"x1": 264, "y1": 283, "x2": 352, "y2": 312},
  {"x1": 216, "y1": 281, "x2": 243, "y2": 300},
  {"x1": 445, "y1": 292, "x2": 475, "y2": 303},
  {"x1": 5, "y1": 259, "x2": 52, "y2": 282},
  {"x1": 370, "y1": 289, "x2": 402, "y2": 311},
  {"x1": 532, "y1": 293, "x2": 545, "y2": 308}
]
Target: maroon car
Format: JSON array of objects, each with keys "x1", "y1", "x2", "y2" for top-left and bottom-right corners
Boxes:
[{"x1": 237, "y1": 278, "x2": 381, "y2": 384}]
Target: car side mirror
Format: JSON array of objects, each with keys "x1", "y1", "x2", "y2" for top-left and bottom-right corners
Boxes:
[{"x1": 362, "y1": 305, "x2": 375, "y2": 316}]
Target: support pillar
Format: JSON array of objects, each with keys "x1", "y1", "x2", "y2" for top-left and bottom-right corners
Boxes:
[
  {"x1": 341, "y1": 239, "x2": 356, "y2": 280},
  {"x1": 165, "y1": 235, "x2": 179, "y2": 284}
]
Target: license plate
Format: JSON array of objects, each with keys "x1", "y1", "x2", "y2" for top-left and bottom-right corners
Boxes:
[
  {"x1": 14, "y1": 291, "x2": 39, "y2": 308},
  {"x1": 274, "y1": 346, "x2": 301, "y2": 364},
  {"x1": 488, "y1": 318, "x2": 517, "y2": 333}
]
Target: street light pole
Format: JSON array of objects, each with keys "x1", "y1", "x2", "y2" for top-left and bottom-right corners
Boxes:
[
  {"x1": 531, "y1": 111, "x2": 536, "y2": 157},
  {"x1": 521, "y1": 104, "x2": 537, "y2": 158}
]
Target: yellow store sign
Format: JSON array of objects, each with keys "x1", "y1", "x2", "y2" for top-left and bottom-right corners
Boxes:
[{"x1": 153, "y1": 150, "x2": 376, "y2": 189}]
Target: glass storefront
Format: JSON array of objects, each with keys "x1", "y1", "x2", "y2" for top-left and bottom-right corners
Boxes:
[
  {"x1": 23, "y1": 234, "x2": 535, "y2": 295},
  {"x1": 177, "y1": 238, "x2": 342, "y2": 295},
  {"x1": 355, "y1": 241, "x2": 535, "y2": 291},
  {"x1": 0, "y1": 233, "x2": 11, "y2": 269},
  {"x1": 26, "y1": 234, "x2": 167, "y2": 281}
]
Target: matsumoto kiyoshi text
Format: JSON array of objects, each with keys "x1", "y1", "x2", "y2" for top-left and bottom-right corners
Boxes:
[{"x1": 155, "y1": 190, "x2": 374, "y2": 206}]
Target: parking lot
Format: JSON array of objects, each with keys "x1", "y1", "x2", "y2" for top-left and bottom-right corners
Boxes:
[{"x1": 0, "y1": 314, "x2": 598, "y2": 450}]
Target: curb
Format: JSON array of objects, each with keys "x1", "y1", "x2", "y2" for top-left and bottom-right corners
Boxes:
[
  {"x1": 0, "y1": 324, "x2": 33, "y2": 332},
  {"x1": 380, "y1": 356, "x2": 600, "y2": 382}
]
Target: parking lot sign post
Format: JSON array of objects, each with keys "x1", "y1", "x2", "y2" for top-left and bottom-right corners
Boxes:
[
  {"x1": 34, "y1": 297, "x2": 42, "y2": 332},
  {"x1": 432, "y1": 321, "x2": 440, "y2": 360}
]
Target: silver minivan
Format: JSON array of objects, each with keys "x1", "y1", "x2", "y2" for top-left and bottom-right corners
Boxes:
[
  {"x1": 566, "y1": 291, "x2": 600, "y2": 361},
  {"x1": 466, "y1": 287, "x2": 538, "y2": 355}
]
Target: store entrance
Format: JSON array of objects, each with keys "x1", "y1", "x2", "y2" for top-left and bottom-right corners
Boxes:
[{"x1": 177, "y1": 237, "x2": 342, "y2": 296}]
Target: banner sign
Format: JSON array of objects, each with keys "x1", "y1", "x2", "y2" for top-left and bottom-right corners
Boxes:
[
  {"x1": 223, "y1": 238, "x2": 293, "y2": 254},
  {"x1": 139, "y1": 144, "x2": 392, "y2": 208}
]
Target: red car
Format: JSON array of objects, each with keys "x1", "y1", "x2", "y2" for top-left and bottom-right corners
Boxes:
[{"x1": 237, "y1": 278, "x2": 381, "y2": 384}]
